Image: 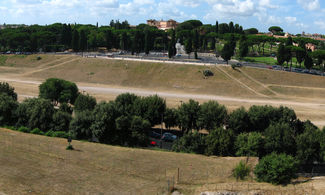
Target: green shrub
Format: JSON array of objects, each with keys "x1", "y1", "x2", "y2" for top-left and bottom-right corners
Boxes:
[
  {"x1": 203, "y1": 69, "x2": 214, "y2": 77},
  {"x1": 233, "y1": 160, "x2": 251, "y2": 180},
  {"x1": 172, "y1": 132, "x2": 205, "y2": 154},
  {"x1": 254, "y1": 153, "x2": 298, "y2": 185},
  {"x1": 18, "y1": 126, "x2": 30, "y2": 133},
  {"x1": 36, "y1": 56, "x2": 42, "y2": 60},
  {"x1": 31, "y1": 128, "x2": 44, "y2": 135},
  {"x1": 66, "y1": 145, "x2": 74, "y2": 150},
  {"x1": 45, "y1": 130, "x2": 54, "y2": 137},
  {"x1": 52, "y1": 131, "x2": 69, "y2": 138}
]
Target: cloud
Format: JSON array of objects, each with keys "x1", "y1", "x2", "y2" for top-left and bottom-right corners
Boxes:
[
  {"x1": 204, "y1": 0, "x2": 256, "y2": 19},
  {"x1": 259, "y1": 0, "x2": 279, "y2": 9},
  {"x1": 314, "y1": 21, "x2": 325, "y2": 29},
  {"x1": 297, "y1": 0, "x2": 320, "y2": 11},
  {"x1": 285, "y1": 16, "x2": 297, "y2": 24}
]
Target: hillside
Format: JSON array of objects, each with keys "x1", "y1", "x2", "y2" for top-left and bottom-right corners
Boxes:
[
  {"x1": 1, "y1": 54, "x2": 325, "y2": 127},
  {"x1": 2, "y1": 128, "x2": 325, "y2": 194}
]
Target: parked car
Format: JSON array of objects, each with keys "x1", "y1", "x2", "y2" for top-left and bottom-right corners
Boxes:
[
  {"x1": 161, "y1": 132, "x2": 177, "y2": 142},
  {"x1": 149, "y1": 131, "x2": 161, "y2": 139}
]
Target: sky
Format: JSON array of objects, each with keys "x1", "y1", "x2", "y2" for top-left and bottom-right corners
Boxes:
[{"x1": 0, "y1": 0, "x2": 325, "y2": 34}]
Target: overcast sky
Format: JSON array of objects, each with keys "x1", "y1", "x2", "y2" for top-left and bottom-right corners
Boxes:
[{"x1": 1, "y1": 0, "x2": 325, "y2": 34}]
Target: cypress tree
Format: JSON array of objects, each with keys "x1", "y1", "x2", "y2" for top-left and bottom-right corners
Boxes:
[
  {"x1": 72, "y1": 29, "x2": 79, "y2": 51},
  {"x1": 144, "y1": 29, "x2": 150, "y2": 55},
  {"x1": 277, "y1": 43, "x2": 285, "y2": 67},
  {"x1": 79, "y1": 29, "x2": 87, "y2": 51},
  {"x1": 193, "y1": 29, "x2": 199, "y2": 59}
]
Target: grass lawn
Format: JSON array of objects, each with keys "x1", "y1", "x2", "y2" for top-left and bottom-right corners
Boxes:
[{"x1": 243, "y1": 56, "x2": 307, "y2": 68}]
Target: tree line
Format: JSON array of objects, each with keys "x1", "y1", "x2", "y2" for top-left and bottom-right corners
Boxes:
[{"x1": 3, "y1": 20, "x2": 324, "y2": 61}]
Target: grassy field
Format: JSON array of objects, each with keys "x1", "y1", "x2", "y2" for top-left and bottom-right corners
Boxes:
[{"x1": 1, "y1": 128, "x2": 324, "y2": 194}]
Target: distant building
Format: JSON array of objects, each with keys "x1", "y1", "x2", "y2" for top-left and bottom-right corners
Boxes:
[
  {"x1": 147, "y1": 19, "x2": 179, "y2": 30},
  {"x1": 301, "y1": 31, "x2": 325, "y2": 42},
  {"x1": 0, "y1": 24, "x2": 27, "y2": 30}
]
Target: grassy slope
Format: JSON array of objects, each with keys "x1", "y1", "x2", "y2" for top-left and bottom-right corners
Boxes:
[
  {"x1": 0, "y1": 128, "x2": 258, "y2": 194},
  {"x1": 1, "y1": 128, "x2": 324, "y2": 195},
  {"x1": 28, "y1": 57, "x2": 256, "y2": 98}
]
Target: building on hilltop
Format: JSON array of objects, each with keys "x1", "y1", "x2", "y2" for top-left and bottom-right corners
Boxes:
[
  {"x1": 147, "y1": 19, "x2": 179, "y2": 30},
  {"x1": 0, "y1": 24, "x2": 27, "y2": 30}
]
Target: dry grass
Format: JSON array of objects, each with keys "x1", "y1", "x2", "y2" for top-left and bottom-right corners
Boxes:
[
  {"x1": 2, "y1": 128, "x2": 325, "y2": 195},
  {"x1": 27, "y1": 57, "x2": 254, "y2": 98},
  {"x1": 0, "y1": 128, "x2": 258, "y2": 194},
  {"x1": 1, "y1": 55, "x2": 325, "y2": 128}
]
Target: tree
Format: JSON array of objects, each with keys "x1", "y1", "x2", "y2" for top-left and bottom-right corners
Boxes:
[
  {"x1": 144, "y1": 29, "x2": 150, "y2": 55},
  {"x1": 0, "y1": 82, "x2": 17, "y2": 101},
  {"x1": 172, "y1": 132, "x2": 206, "y2": 154},
  {"x1": 296, "y1": 125, "x2": 321, "y2": 164},
  {"x1": 134, "y1": 95, "x2": 166, "y2": 126},
  {"x1": 39, "y1": 78, "x2": 79, "y2": 105},
  {"x1": 221, "y1": 42, "x2": 234, "y2": 64},
  {"x1": 0, "y1": 93, "x2": 18, "y2": 126},
  {"x1": 268, "y1": 26, "x2": 283, "y2": 34},
  {"x1": 51, "y1": 111, "x2": 72, "y2": 132},
  {"x1": 235, "y1": 132, "x2": 264, "y2": 157},
  {"x1": 72, "y1": 29, "x2": 79, "y2": 51},
  {"x1": 91, "y1": 102, "x2": 120, "y2": 144},
  {"x1": 74, "y1": 93, "x2": 97, "y2": 113},
  {"x1": 128, "y1": 116, "x2": 150, "y2": 147},
  {"x1": 239, "y1": 34, "x2": 249, "y2": 59},
  {"x1": 277, "y1": 43, "x2": 285, "y2": 67},
  {"x1": 244, "y1": 28, "x2": 258, "y2": 35},
  {"x1": 304, "y1": 52, "x2": 313, "y2": 70},
  {"x1": 193, "y1": 29, "x2": 199, "y2": 59},
  {"x1": 198, "y1": 101, "x2": 228, "y2": 131},
  {"x1": 228, "y1": 107, "x2": 250, "y2": 134},
  {"x1": 164, "y1": 108, "x2": 178, "y2": 130},
  {"x1": 294, "y1": 46, "x2": 306, "y2": 68},
  {"x1": 79, "y1": 29, "x2": 87, "y2": 51},
  {"x1": 177, "y1": 99, "x2": 200, "y2": 134},
  {"x1": 205, "y1": 127, "x2": 234, "y2": 156},
  {"x1": 168, "y1": 29, "x2": 176, "y2": 58},
  {"x1": 284, "y1": 46, "x2": 292, "y2": 67},
  {"x1": 215, "y1": 20, "x2": 219, "y2": 33},
  {"x1": 184, "y1": 34, "x2": 192, "y2": 58},
  {"x1": 254, "y1": 153, "x2": 298, "y2": 185},
  {"x1": 229, "y1": 21, "x2": 234, "y2": 33},
  {"x1": 264, "y1": 123, "x2": 296, "y2": 155},
  {"x1": 16, "y1": 98, "x2": 55, "y2": 131},
  {"x1": 218, "y1": 23, "x2": 229, "y2": 34},
  {"x1": 132, "y1": 30, "x2": 141, "y2": 55},
  {"x1": 105, "y1": 29, "x2": 113, "y2": 50},
  {"x1": 69, "y1": 110, "x2": 94, "y2": 140}
]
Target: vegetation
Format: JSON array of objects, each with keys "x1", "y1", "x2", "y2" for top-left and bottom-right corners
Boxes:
[
  {"x1": 233, "y1": 160, "x2": 251, "y2": 180},
  {"x1": 254, "y1": 153, "x2": 298, "y2": 185},
  {"x1": 1, "y1": 79, "x2": 325, "y2": 186},
  {"x1": 39, "y1": 78, "x2": 79, "y2": 105}
]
